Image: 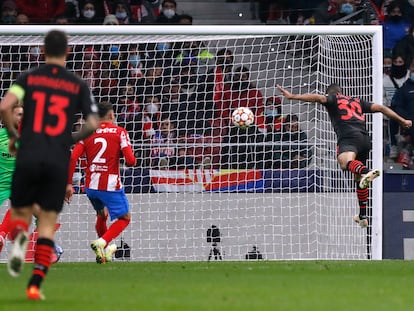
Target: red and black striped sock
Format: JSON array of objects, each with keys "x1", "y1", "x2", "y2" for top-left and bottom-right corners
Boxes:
[
  {"x1": 347, "y1": 160, "x2": 369, "y2": 175},
  {"x1": 95, "y1": 214, "x2": 108, "y2": 238},
  {"x1": 356, "y1": 183, "x2": 369, "y2": 217},
  {"x1": 28, "y1": 238, "x2": 54, "y2": 289},
  {"x1": 101, "y1": 218, "x2": 130, "y2": 245}
]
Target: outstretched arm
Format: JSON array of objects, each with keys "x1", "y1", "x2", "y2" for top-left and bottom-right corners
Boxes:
[
  {"x1": 371, "y1": 103, "x2": 412, "y2": 130},
  {"x1": 277, "y1": 85, "x2": 327, "y2": 104}
]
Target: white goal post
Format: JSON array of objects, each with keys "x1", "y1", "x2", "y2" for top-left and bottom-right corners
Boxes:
[{"x1": 0, "y1": 25, "x2": 383, "y2": 261}]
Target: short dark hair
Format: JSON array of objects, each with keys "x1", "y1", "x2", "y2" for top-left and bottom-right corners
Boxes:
[
  {"x1": 97, "y1": 101, "x2": 113, "y2": 118},
  {"x1": 44, "y1": 30, "x2": 68, "y2": 58},
  {"x1": 162, "y1": 0, "x2": 176, "y2": 7},
  {"x1": 326, "y1": 83, "x2": 342, "y2": 96}
]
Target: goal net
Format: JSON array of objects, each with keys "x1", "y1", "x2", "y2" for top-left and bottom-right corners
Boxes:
[{"x1": 0, "y1": 25, "x2": 383, "y2": 262}]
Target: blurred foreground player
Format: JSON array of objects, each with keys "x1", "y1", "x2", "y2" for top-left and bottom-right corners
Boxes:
[{"x1": 0, "y1": 29, "x2": 99, "y2": 300}]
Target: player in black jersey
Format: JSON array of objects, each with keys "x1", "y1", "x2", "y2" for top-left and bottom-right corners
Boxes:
[
  {"x1": 0, "y1": 29, "x2": 99, "y2": 300},
  {"x1": 277, "y1": 84, "x2": 412, "y2": 228}
]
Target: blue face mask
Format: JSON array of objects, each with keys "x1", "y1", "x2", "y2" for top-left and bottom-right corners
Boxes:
[
  {"x1": 157, "y1": 42, "x2": 170, "y2": 51},
  {"x1": 116, "y1": 12, "x2": 127, "y2": 20},
  {"x1": 410, "y1": 73, "x2": 414, "y2": 81},
  {"x1": 129, "y1": 55, "x2": 140, "y2": 67},
  {"x1": 340, "y1": 3, "x2": 354, "y2": 15},
  {"x1": 265, "y1": 109, "x2": 279, "y2": 117}
]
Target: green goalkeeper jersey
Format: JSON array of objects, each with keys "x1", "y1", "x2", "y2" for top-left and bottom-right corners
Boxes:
[{"x1": 0, "y1": 127, "x2": 15, "y2": 192}]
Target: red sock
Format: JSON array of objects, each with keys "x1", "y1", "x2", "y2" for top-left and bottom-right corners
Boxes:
[
  {"x1": 9, "y1": 219, "x2": 29, "y2": 241},
  {"x1": 28, "y1": 238, "x2": 54, "y2": 288},
  {"x1": 101, "y1": 218, "x2": 130, "y2": 245},
  {"x1": 347, "y1": 160, "x2": 369, "y2": 175},
  {"x1": 0, "y1": 208, "x2": 11, "y2": 236},
  {"x1": 95, "y1": 214, "x2": 108, "y2": 237},
  {"x1": 356, "y1": 184, "x2": 369, "y2": 216}
]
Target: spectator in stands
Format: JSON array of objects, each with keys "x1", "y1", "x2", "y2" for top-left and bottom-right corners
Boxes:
[
  {"x1": 124, "y1": 43, "x2": 143, "y2": 81},
  {"x1": 178, "y1": 13, "x2": 193, "y2": 24},
  {"x1": 113, "y1": 0, "x2": 135, "y2": 24},
  {"x1": 384, "y1": 52, "x2": 410, "y2": 108},
  {"x1": 221, "y1": 122, "x2": 265, "y2": 169},
  {"x1": 402, "y1": 0, "x2": 414, "y2": 24},
  {"x1": 382, "y1": 1, "x2": 410, "y2": 55},
  {"x1": 117, "y1": 82, "x2": 142, "y2": 140},
  {"x1": 78, "y1": 46, "x2": 101, "y2": 95},
  {"x1": 393, "y1": 23, "x2": 414, "y2": 66},
  {"x1": 16, "y1": 0, "x2": 66, "y2": 23},
  {"x1": 78, "y1": 0, "x2": 104, "y2": 24},
  {"x1": 0, "y1": 0, "x2": 17, "y2": 24},
  {"x1": 136, "y1": 62, "x2": 164, "y2": 102},
  {"x1": 256, "y1": 95, "x2": 285, "y2": 135},
  {"x1": 174, "y1": 41, "x2": 215, "y2": 76},
  {"x1": 383, "y1": 52, "x2": 410, "y2": 160},
  {"x1": 280, "y1": 114, "x2": 312, "y2": 169},
  {"x1": 229, "y1": 66, "x2": 264, "y2": 119},
  {"x1": 16, "y1": 13, "x2": 29, "y2": 24},
  {"x1": 156, "y1": 0, "x2": 180, "y2": 24},
  {"x1": 150, "y1": 117, "x2": 178, "y2": 168},
  {"x1": 103, "y1": 14, "x2": 119, "y2": 24},
  {"x1": 312, "y1": 0, "x2": 359, "y2": 24},
  {"x1": 142, "y1": 94, "x2": 161, "y2": 139},
  {"x1": 129, "y1": 0, "x2": 159, "y2": 24},
  {"x1": 389, "y1": 57, "x2": 414, "y2": 166}
]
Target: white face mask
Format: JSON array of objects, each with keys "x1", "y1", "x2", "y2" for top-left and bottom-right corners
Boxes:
[
  {"x1": 163, "y1": 9, "x2": 175, "y2": 19},
  {"x1": 83, "y1": 9, "x2": 95, "y2": 19},
  {"x1": 409, "y1": 0, "x2": 414, "y2": 6},
  {"x1": 146, "y1": 103, "x2": 159, "y2": 114}
]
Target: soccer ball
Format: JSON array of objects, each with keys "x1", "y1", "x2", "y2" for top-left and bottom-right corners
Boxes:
[{"x1": 231, "y1": 107, "x2": 254, "y2": 128}]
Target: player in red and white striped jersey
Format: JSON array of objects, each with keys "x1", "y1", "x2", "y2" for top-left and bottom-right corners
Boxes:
[{"x1": 66, "y1": 101, "x2": 136, "y2": 264}]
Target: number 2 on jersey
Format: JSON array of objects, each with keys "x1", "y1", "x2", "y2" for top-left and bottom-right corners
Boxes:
[{"x1": 33, "y1": 91, "x2": 69, "y2": 136}]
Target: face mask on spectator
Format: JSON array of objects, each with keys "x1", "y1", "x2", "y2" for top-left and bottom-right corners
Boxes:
[
  {"x1": 1, "y1": 65, "x2": 11, "y2": 72},
  {"x1": 116, "y1": 12, "x2": 127, "y2": 20},
  {"x1": 129, "y1": 55, "x2": 140, "y2": 67},
  {"x1": 146, "y1": 103, "x2": 159, "y2": 114},
  {"x1": 163, "y1": 9, "x2": 175, "y2": 19},
  {"x1": 157, "y1": 42, "x2": 170, "y2": 51},
  {"x1": 409, "y1": 0, "x2": 414, "y2": 6},
  {"x1": 411, "y1": 73, "x2": 414, "y2": 81},
  {"x1": 83, "y1": 9, "x2": 95, "y2": 19},
  {"x1": 340, "y1": 3, "x2": 354, "y2": 15},
  {"x1": 391, "y1": 64, "x2": 407, "y2": 79},
  {"x1": 265, "y1": 108, "x2": 279, "y2": 117}
]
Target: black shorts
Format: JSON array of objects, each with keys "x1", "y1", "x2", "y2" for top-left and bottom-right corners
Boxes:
[
  {"x1": 11, "y1": 160, "x2": 68, "y2": 213},
  {"x1": 337, "y1": 133, "x2": 371, "y2": 163}
]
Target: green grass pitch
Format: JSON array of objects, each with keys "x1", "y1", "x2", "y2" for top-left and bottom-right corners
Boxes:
[{"x1": 1, "y1": 260, "x2": 413, "y2": 311}]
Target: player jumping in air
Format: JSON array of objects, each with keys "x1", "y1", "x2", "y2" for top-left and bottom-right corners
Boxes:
[
  {"x1": 0, "y1": 29, "x2": 99, "y2": 300},
  {"x1": 65, "y1": 101, "x2": 136, "y2": 264},
  {"x1": 277, "y1": 84, "x2": 412, "y2": 228}
]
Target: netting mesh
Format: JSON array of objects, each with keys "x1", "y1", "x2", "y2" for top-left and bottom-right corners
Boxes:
[{"x1": 0, "y1": 27, "x2": 380, "y2": 261}]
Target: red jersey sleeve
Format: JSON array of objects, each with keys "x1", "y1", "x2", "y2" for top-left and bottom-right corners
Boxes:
[
  {"x1": 67, "y1": 142, "x2": 85, "y2": 184},
  {"x1": 120, "y1": 129, "x2": 137, "y2": 167}
]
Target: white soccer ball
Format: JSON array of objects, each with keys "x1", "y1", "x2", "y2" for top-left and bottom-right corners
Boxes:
[{"x1": 231, "y1": 107, "x2": 254, "y2": 128}]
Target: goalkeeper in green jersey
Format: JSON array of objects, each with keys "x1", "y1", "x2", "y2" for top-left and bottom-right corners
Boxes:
[{"x1": 0, "y1": 103, "x2": 23, "y2": 252}]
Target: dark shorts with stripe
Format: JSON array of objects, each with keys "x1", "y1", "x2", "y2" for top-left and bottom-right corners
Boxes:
[
  {"x1": 11, "y1": 160, "x2": 68, "y2": 213},
  {"x1": 337, "y1": 133, "x2": 371, "y2": 163}
]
